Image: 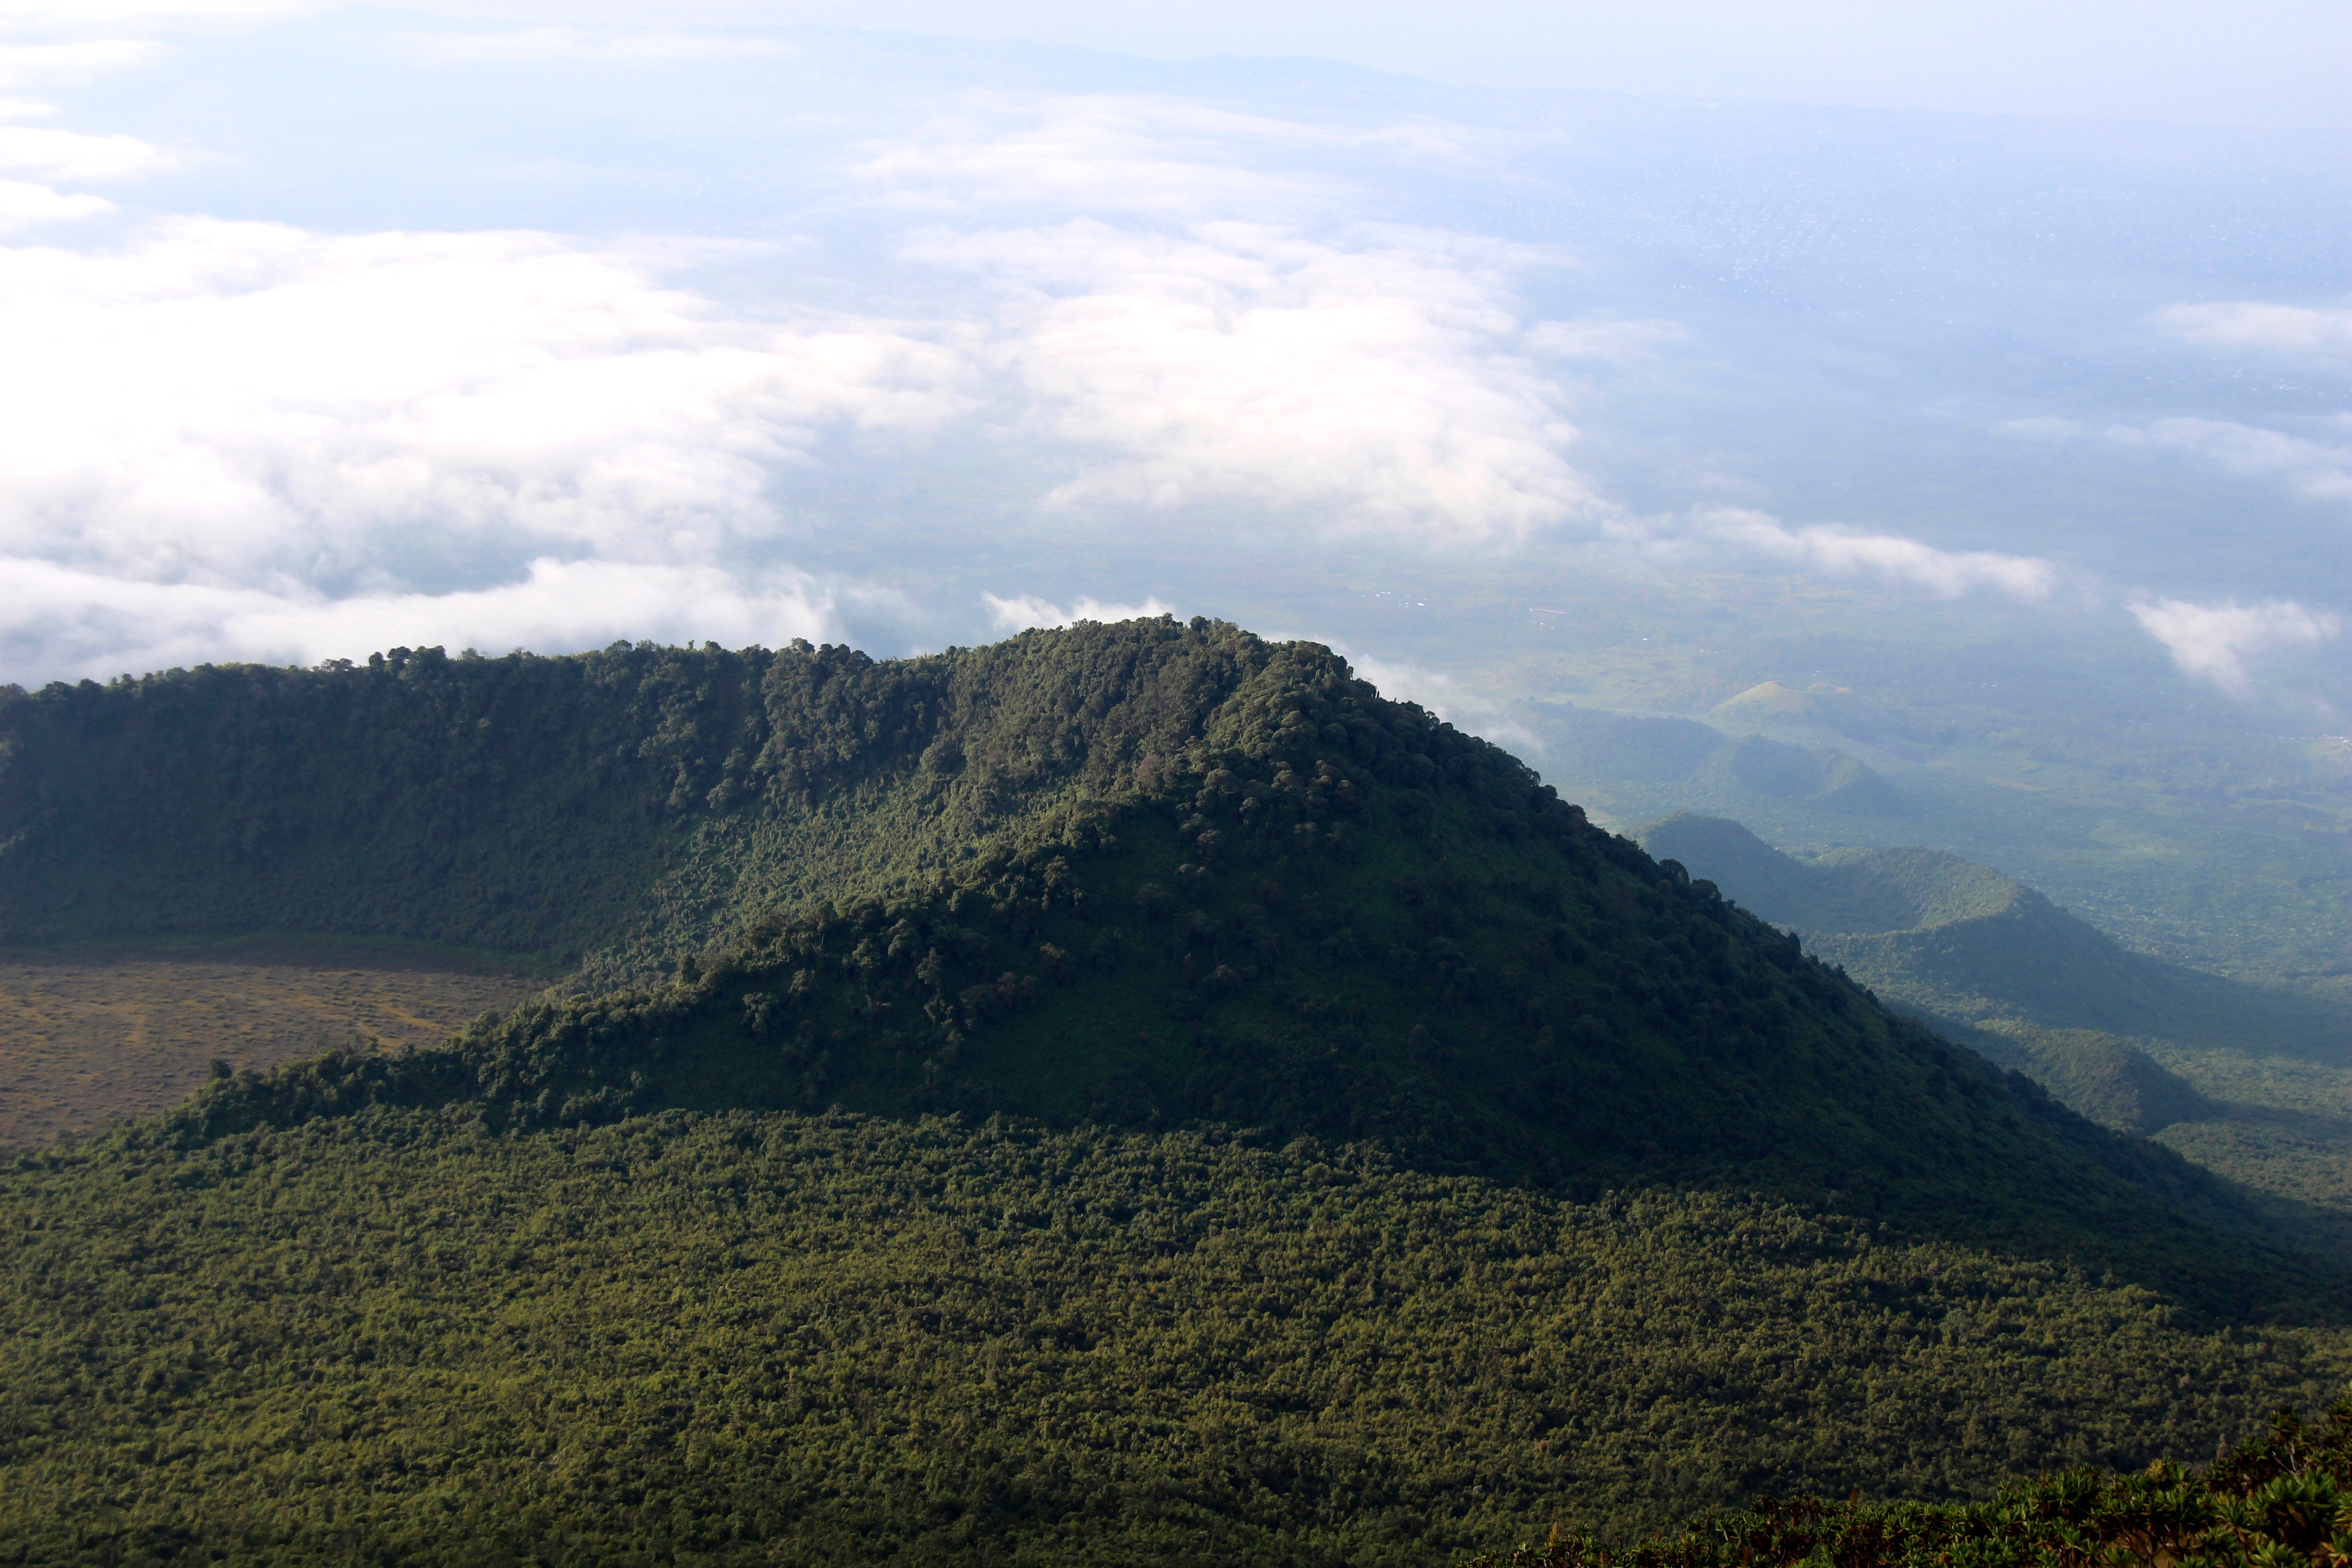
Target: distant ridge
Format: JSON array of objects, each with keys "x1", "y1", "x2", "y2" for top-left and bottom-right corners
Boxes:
[
  {"x1": 1637, "y1": 813, "x2": 2237, "y2": 1133},
  {"x1": 1533, "y1": 704, "x2": 1904, "y2": 817},
  {"x1": 1642, "y1": 813, "x2": 2194, "y2": 1033}
]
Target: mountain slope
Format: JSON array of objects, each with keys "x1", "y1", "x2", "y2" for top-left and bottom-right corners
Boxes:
[
  {"x1": 1634, "y1": 813, "x2": 2237, "y2": 1136},
  {"x1": 1970, "y1": 1024, "x2": 2218, "y2": 1136},
  {"x1": 8, "y1": 623, "x2": 2314, "y2": 1308},
  {"x1": 1529, "y1": 704, "x2": 1903, "y2": 821},
  {"x1": 4, "y1": 621, "x2": 2350, "y2": 1562}
]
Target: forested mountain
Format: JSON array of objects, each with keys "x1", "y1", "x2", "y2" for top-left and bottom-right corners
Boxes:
[
  {"x1": 3, "y1": 620, "x2": 2348, "y2": 1563},
  {"x1": 3, "y1": 619, "x2": 2318, "y2": 1301}
]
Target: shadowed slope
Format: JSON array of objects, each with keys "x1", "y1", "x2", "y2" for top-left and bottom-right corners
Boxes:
[{"x1": 1, "y1": 623, "x2": 1356, "y2": 987}]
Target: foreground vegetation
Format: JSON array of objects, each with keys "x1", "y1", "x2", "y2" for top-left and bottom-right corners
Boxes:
[
  {"x1": 4, "y1": 1108, "x2": 2346, "y2": 1566},
  {"x1": 1472, "y1": 1391, "x2": 2352, "y2": 1568}
]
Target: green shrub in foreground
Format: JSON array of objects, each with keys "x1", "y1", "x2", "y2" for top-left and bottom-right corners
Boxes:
[{"x1": 1471, "y1": 1393, "x2": 2352, "y2": 1568}]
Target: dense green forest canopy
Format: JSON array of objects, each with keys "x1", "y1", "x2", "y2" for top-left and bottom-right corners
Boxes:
[
  {"x1": 2, "y1": 620, "x2": 1419, "y2": 984},
  {"x1": 1470, "y1": 1391, "x2": 2352, "y2": 1568},
  {"x1": 5, "y1": 1108, "x2": 2347, "y2": 1567}
]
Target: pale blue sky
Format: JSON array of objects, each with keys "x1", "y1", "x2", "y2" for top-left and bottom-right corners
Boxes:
[{"x1": 388, "y1": 0, "x2": 2352, "y2": 129}]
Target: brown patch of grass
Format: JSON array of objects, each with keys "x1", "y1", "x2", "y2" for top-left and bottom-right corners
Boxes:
[{"x1": 0, "y1": 945, "x2": 552, "y2": 1151}]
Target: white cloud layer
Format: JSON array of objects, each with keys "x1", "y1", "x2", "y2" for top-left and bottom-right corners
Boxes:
[
  {"x1": 2132, "y1": 416, "x2": 2352, "y2": 502},
  {"x1": 0, "y1": 40, "x2": 169, "y2": 88},
  {"x1": 2155, "y1": 299, "x2": 2352, "y2": 362},
  {"x1": 2127, "y1": 596, "x2": 2343, "y2": 696},
  {"x1": 0, "y1": 217, "x2": 972, "y2": 588},
  {"x1": 2, "y1": 557, "x2": 841, "y2": 681},
  {"x1": 2005, "y1": 414, "x2": 2352, "y2": 502},
  {"x1": 1, "y1": 85, "x2": 1610, "y2": 687},
  {"x1": 857, "y1": 93, "x2": 1470, "y2": 223},
  {"x1": 1699, "y1": 510, "x2": 2058, "y2": 599},
  {"x1": 0, "y1": 176, "x2": 110, "y2": 226},
  {"x1": 0, "y1": 214, "x2": 975, "y2": 677},
  {"x1": 983, "y1": 593, "x2": 1176, "y2": 632},
  {"x1": 0, "y1": 124, "x2": 175, "y2": 179},
  {"x1": 868, "y1": 95, "x2": 1596, "y2": 547},
  {"x1": 928, "y1": 220, "x2": 1597, "y2": 544},
  {"x1": 0, "y1": 75, "x2": 2178, "y2": 683}
]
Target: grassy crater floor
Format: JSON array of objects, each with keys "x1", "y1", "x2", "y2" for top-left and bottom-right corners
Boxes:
[
  {"x1": 3, "y1": 1108, "x2": 2347, "y2": 1567},
  {"x1": 0, "y1": 940, "x2": 552, "y2": 1150}
]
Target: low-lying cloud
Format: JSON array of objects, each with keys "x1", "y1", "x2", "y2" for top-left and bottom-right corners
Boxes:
[
  {"x1": 0, "y1": 61, "x2": 2219, "y2": 687},
  {"x1": 0, "y1": 177, "x2": 110, "y2": 227},
  {"x1": 2129, "y1": 416, "x2": 2352, "y2": 502},
  {"x1": 1699, "y1": 510, "x2": 2058, "y2": 599},
  {"x1": 983, "y1": 593, "x2": 1176, "y2": 632},
  {"x1": 874, "y1": 96, "x2": 1596, "y2": 548},
  {"x1": 2127, "y1": 595, "x2": 2343, "y2": 696},
  {"x1": 930, "y1": 220, "x2": 1598, "y2": 545},
  {"x1": 0, "y1": 217, "x2": 972, "y2": 586},
  {"x1": 2, "y1": 557, "x2": 840, "y2": 684},
  {"x1": 0, "y1": 124, "x2": 176, "y2": 180},
  {"x1": 2155, "y1": 299, "x2": 2352, "y2": 363},
  {"x1": 1337, "y1": 649, "x2": 1542, "y2": 758},
  {"x1": 2006, "y1": 414, "x2": 2352, "y2": 502},
  {"x1": 857, "y1": 92, "x2": 1473, "y2": 224},
  {"x1": 0, "y1": 214, "x2": 975, "y2": 676}
]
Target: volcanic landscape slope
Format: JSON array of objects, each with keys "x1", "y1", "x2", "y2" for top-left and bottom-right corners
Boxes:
[
  {"x1": 3, "y1": 620, "x2": 2348, "y2": 1565},
  {"x1": 1, "y1": 620, "x2": 2320, "y2": 1301}
]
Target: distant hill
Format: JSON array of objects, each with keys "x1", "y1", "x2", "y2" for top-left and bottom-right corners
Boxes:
[
  {"x1": 1636, "y1": 813, "x2": 2210, "y2": 1131},
  {"x1": 1531, "y1": 705, "x2": 1903, "y2": 818},
  {"x1": 1636, "y1": 813, "x2": 2352, "y2": 1274},
  {"x1": 1644, "y1": 814, "x2": 2206, "y2": 1034},
  {"x1": 1972, "y1": 1024, "x2": 2217, "y2": 1137},
  {"x1": 1633, "y1": 813, "x2": 2352, "y2": 1137}
]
